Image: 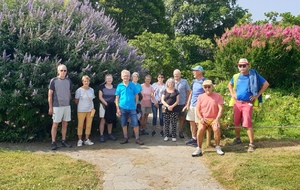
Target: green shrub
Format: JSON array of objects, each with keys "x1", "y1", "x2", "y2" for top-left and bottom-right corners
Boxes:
[{"x1": 0, "y1": 0, "x2": 144, "y2": 142}]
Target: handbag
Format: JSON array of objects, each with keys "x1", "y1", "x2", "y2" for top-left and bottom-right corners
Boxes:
[
  {"x1": 84, "y1": 89, "x2": 95, "y2": 118},
  {"x1": 162, "y1": 105, "x2": 167, "y2": 113}
]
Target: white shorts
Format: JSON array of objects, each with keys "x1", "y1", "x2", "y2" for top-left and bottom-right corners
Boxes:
[
  {"x1": 99, "y1": 103, "x2": 105, "y2": 118},
  {"x1": 53, "y1": 106, "x2": 71, "y2": 123},
  {"x1": 186, "y1": 106, "x2": 199, "y2": 122}
]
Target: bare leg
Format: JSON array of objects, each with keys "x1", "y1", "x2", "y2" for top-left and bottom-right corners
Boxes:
[{"x1": 51, "y1": 122, "x2": 59, "y2": 142}]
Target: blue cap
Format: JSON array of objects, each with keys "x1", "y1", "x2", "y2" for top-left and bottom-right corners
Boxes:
[{"x1": 191, "y1": 65, "x2": 204, "y2": 73}]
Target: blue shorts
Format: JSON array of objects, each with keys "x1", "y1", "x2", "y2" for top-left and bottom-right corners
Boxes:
[{"x1": 120, "y1": 108, "x2": 138, "y2": 127}]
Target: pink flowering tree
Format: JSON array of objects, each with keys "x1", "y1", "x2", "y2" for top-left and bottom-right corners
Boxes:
[
  {"x1": 214, "y1": 23, "x2": 300, "y2": 88},
  {"x1": 0, "y1": 0, "x2": 144, "y2": 142}
]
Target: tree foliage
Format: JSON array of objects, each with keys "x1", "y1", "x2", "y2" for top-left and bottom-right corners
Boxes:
[
  {"x1": 164, "y1": 0, "x2": 247, "y2": 41},
  {"x1": 98, "y1": 0, "x2": 173, "y2": 39},
  {"x1": 0, "y1": 0, "x2": 144, "y2": 142},
  {"x1": 129, "y1": 32, "x2": 214, "y2": 79},
  {"x1": 214, "y1": 23, "x2": 300, "y2": 88}
]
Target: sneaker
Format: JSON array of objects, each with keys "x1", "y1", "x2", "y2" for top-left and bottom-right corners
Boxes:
[
  {"x1": 77, "y1": 140, "x2": 83, "y2": 147},
  {"x1": 179, "y1": 132, "x2": 185, "y2": 139},
  {"x1": 99, "y1": 135, "x2": 106, "y2": 142},
  {"x1": 135, "y1": 138, "x2": 144, "y2": 145},
  {"x1": 164, "y1": 136, "x2": 169, "y2": 141},
  {"x1": 151, "y1": 130, "x2": 156, "y2": 137},
  {"x1": 247, "y1": 143, "x2": 255, "y2": 152},
  {"x1": 216, "y1": 146, "x2": 225, "y2": 155},
  {"x1": 140, "y1": 129, "x2": 149, "y2": 135},
  {"x1": 172, "y1": 138, "x2": 177, "y2": 142},
  {"x1": 51, "y1": 142, "x2": 57, "y2": 150},
  {"x1": 160, "y1": 130, "x2": 164, "y2": 137},
  {"x1": 61, "y1": 140, "x2": 72, "y2": 148},
  {"x1": 108, "y1": 134, "x2": 117, "y2": 141},
  {"x1": 84, "y1": 139, "x2": 94, "y2": 145},
  {"x1": 186, "y1": 138, "x2": 197, "y2": 146},
  {"x1": 230, "y1": 138, "x2": 242, "y2": 146},
  {"x1": 120, "y1": 138, "x2": 129, "y2": 144},
  {"x1": 192, "y1": 147, "x2": 202, "y2": 157}
]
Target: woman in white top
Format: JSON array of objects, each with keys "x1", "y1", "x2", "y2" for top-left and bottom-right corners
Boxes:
[
  {"x1": 151, "y1": 73, "x2": 165, "y2": 137},
  {"x1": 75, "y1": 75, "x2": 95, "y2": 146}
]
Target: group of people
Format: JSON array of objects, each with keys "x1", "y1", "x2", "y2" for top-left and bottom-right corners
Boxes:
[{"x1": 48, "y1": 58, "x2": 269, "y2": 157}]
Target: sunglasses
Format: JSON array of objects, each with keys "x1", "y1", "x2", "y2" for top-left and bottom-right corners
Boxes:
[
  {"x1": 238, "y1": 64, "x2": 247, "y2": 68},
  {"x1": 203, "y1": 86, "x2": 211, "y2": 89},
  {"x1": 60, "y1": 70, "x2": 67, "y2": 72}
]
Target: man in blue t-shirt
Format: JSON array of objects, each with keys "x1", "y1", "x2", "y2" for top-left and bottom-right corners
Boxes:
[
  {"x1": 228, "y1": 58, "x2": 269, "y2": 152},
  {"x1": 115, "y1": 70, "x2": 144, "y2": 145}
]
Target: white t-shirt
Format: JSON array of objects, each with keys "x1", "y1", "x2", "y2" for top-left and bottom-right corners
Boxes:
[
  {"x1": 75, "y1": 87, "x2": 95, "y2": 112},
  {"x1": 151, "y1": 83, "x2": 165, "y2": 104}
]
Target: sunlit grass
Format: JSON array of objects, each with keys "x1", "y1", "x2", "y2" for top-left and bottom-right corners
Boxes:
[{"x1": 0, "y1": 149, "x2": 102, "y2": 190}]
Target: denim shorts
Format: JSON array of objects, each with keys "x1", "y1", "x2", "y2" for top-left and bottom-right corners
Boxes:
[{"x1": 120, "y1": 108, "x2": 138, "y2": 127}]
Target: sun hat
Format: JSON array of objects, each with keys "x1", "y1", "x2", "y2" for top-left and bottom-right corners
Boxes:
[
  {"x1": 203, "y1": 80, "x2": 213, "y2": 86},
  {"x1": 191, "y1": 65, "x2": 204, "y2": 73},
  {"x1": 237, "y1": 58, "x2": 249, "y2": 65}
]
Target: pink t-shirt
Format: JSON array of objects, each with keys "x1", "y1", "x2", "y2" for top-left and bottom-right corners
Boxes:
[
  {"x1": 196, "y1": 92, "x2": 224, "y2": 118},
  {"x1": 140, "y1": 84, "x2": 153, "y2": 107}
]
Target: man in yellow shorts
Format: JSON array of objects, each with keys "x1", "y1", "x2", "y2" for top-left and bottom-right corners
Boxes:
[{"x1": 192, "y1": 80, "x2": 224, "y2": 157}]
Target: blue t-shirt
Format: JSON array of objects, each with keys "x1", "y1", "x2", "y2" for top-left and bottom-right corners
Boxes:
[
  {"x1": 190, "y1": 78, "x2": 206, "y2": 107},
  {"x1": 230, "y1": 74, "x2": 266, "y2": 101},
  {"x1": 116, "y1": 81, "x2": 138, "y2": 110},
  {"x1": 175, "y1": 78, "x2": 190, "y2": 105}
]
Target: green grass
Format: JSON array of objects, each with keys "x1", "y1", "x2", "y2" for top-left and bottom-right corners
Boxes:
[{"x1": 0, "y1": 149, "x2": 102, "y2": 190}]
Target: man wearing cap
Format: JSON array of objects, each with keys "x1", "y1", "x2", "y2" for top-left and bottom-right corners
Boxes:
[
  {"x1": 185, "y1": 65, "x2": 206, "y2": 146},
  {"x1": 192, "y1": 80, "x2": 224, "y2": 157},
  {"x1": 228, "y1": 58, "x2": 269, "y2": 152},
  {"x1": 173, "y1": 69, "x2": 190, "y2": 138}
]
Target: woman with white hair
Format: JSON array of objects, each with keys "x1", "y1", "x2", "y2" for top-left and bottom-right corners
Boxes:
[{"x1": 161, "y1": 78, "x2": 180, "y2": 142}]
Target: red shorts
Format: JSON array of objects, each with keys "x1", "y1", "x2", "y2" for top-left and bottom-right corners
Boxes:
[{"x1": 233, "y1": 101, "x2": 253, "y2": 128}]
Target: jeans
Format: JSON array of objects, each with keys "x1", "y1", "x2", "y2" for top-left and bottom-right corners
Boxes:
[{"x1": 151, "y1": 103, "x2": 164, "y2": 126}]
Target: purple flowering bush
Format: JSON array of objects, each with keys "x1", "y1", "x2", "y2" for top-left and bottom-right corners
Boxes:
[
  {"x1": 214, "y1": 23, "x2": 300, "y2": 88},
  {"x1": 0, "y1": 0, "x2": 144, "y2": 142}
]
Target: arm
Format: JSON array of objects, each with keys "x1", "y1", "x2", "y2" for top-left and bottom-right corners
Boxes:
[
  {"x1": 161, "y1": 94, "x2": 169, "y2": 107},
  {"x1": 48, "y1": 89, "x2": 53, "y2": 115},
  {"x1": 74, "y1": 98, "x2": 79, "y2": 105},
  {"x1": 169, "y1": 94, "x2": 179, "y2": 111},
  {"x1": 216, "y1": 104, "x2": 224, "y2": 121},
  {"x1": 183, "y1": 91, "x2": 192, "y2": 111},
  {"x1": 228, "y1": 82, "x2": 236, "y2": 99},
  {"x1": 98, "y1": 90, "x2": 107, "y2": 106},
  {"x1": 115, "y1": 95, "x2": 120, "y2": 116},
  {"x1": 250, "y1": 81, "x2": 270, "y2": 101},
  {"x1": 195, "y1": 97, "x2": 205, "y2": 125}
]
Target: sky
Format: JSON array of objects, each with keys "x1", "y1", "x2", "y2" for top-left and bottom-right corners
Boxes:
[{"x1": 237, "y1": 0, "x2": 299, "y2": 21}]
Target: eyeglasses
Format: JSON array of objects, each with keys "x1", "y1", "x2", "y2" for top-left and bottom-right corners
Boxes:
[
  {"x1": 238, "y1": 64, "x2": 247, "y2": 68},
  {"x1": 60, "y1": 70, "x2": 67, "y2": 72},
  {"x1": 203, "y1": 86, "x2": 211, "y2": 89}
]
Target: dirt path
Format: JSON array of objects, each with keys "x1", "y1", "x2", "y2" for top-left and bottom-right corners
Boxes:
[{"x1": 0, "y1": 115, "x2": 225, "y2": 190}]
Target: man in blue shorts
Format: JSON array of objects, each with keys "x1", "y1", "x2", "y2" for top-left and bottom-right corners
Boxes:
[
  {"x1": 116, "y1": 70, "x2": 144, "y2": 145},
  {"x1": 48, "y1": 64, "x2": 72, "y2": 150}
]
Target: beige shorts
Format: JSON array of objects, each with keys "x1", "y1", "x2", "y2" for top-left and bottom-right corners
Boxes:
[
  {"x1": 186, "y1": 106, "x2": 199, "y2": 122},
  {"x1": 52, "y1": 106, "x2": 71, "y2": 123},
  {"x1": 99, "y1": 103, "x2": 105, "y2": 118},
  {"x1": 142, "y1": 107, "x2": 152, "y2": 114}
]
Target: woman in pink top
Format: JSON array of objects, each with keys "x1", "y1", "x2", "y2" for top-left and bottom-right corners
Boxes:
[{"x1": 140, "y1": 75, "x2": 154, "y2": 135}]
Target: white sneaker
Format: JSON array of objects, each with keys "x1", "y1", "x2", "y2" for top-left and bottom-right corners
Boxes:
[
  {"x1": 216, "y1": 146, "x2": 225, "y2": 155},
  {"x1": 192, "y1": 147, "x2": 202, "y2": 157},
  {"x1": 84, "y1": 139, "x2": 94, "y2": 145},
  {"x1": 77, "y1": 140, "x2": 83, "y2": 147},
  {"x1": 164, "y1": 136, "x2": 169, "y2": 141},
  {"x1": 172, "y1": 138, "x2": 176, "y2": 142}
]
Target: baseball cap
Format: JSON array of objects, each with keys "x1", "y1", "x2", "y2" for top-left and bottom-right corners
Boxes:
[{"x1": 191, "y1": 65, "x2": 204, "y2": 73}]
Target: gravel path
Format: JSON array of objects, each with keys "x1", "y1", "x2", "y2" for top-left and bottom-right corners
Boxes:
[{"x1": 0, "y1": 115, "x2": 225, "y2": 190}]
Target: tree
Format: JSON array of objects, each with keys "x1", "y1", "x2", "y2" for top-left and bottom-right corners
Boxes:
[
  {"x1": 164, "y1": 0, "x2": 247, "y2": 41},
  {"x1": 0, "y1": 0, "x2": 144, "y2": 142},
  {"x1": 98, "y1": 0, "x2": 173, "y2": 39},
  {"x1": 214, "y1": 23, "x2": 300, "y2": 88},
  {"x1": 129, "y1": 32, "x2": 214, "y2": 79}
]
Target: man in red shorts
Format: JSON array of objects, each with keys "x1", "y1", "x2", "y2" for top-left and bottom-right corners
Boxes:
[{"x1": 228, "y1": 58, "x2": 269, "y2": 152}]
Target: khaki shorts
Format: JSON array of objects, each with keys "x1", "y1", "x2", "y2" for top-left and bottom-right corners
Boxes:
[
  {"x1": 142, "y1": 107, "x2": 152, "y2": 114},
  {"x1": 186, "y1": 106, "x2": 199, "y2": 122},
  {"x1": 99, "y1": 103, "x2": 106, "y2": 118},
  {"x1": 52, "y1": 106, "x2": 71, "y2": 123}
]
